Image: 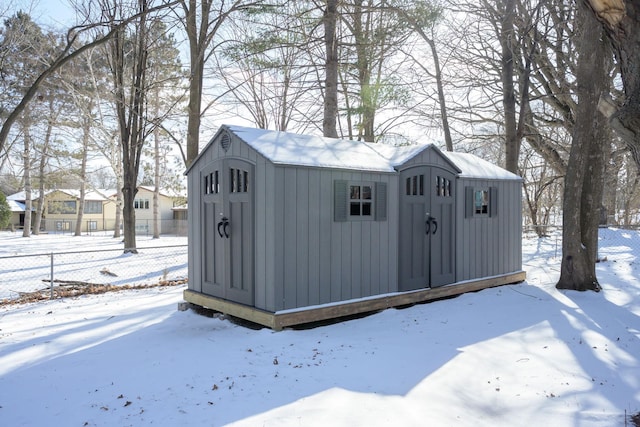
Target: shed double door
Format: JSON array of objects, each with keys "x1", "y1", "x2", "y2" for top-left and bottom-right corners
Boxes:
[
  {"x1": 201, "y1": 159, "x2": 254, "y2": 306},
  {"x1": 399, "y1": 166, "x2": 455, "y2": 291}
]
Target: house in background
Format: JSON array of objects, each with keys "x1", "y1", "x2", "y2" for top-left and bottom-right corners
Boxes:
[
  {"x1": 6, "y1": 199, "x2": 30, "y2": 230},
  {"x1": 184, "y1": 125, "x2": 525, "y2": 330},
  {"x1": 7, "y1": 189, "x2": 117, "y2": 232},
  {"x1": 122, "y1": 185, "x2": 187, "y2": 235},
  {"x1": 7, "y1": 187, "x2": 186, "y2": 234}
]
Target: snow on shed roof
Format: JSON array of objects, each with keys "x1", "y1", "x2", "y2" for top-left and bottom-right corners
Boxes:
[
  {"x1": 221, "y1": 125, "x2": 521, "y2": 180},
  {"x1": 227, "y1": 125, "x2": 405, "y2": 172},
  {"x1": 443, "y1": 152, "x2": 522, "y2": 181}
]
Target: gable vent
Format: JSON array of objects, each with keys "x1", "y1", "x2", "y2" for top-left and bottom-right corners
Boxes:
[{"x1": 220, "y1": 132, "x2": 231, "y2": 152}]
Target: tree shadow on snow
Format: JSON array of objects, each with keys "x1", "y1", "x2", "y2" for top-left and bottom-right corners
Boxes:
[{"x1": 1, "y1": 279, "x2": 638, "y2": 426}]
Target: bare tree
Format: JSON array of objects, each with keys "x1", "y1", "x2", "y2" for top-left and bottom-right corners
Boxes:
[
  {"x1": 0, "y1": 1, "x2": 178, "y2": 161},
  {"x1": 179, "y1": 0, "x2": 263, "y2": 165},
  {"x1": 323, "y1": 0, "x2": 339, "y2": 137},
  {"x1": 556, "y1": 0, "x2": 610, "y2": 292},
  {"x1": 585, "y1": 0, "x2": 640, "y2": 169}
]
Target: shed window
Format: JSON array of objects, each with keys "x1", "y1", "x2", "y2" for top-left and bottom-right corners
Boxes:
[
  {"x1": 350, "y1": 184, "x2": 372, "y2": 217},
  {"x1": 475, "y1": 190, "x2": 489, "y2": 214},
  {"x1": 405, "y1": 174, "x2": 424, "y2": 196},
  {"x1": 436, "y1": 176, "x2": 452, "y2": 197},
  {"x1": 334, "y1": 180, "x2": 387, "y2": 222},
  {"x1": 465, "y1": 186, "x2": 498, "y2": 218},
  {"x1": 230, "y1": 168, "x2": 249, "y2": 193},
  {"x1": 204, "y1": 171, "x2": 219, "y2": 194}
]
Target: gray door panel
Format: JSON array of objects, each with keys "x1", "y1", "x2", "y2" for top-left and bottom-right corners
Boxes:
[
  {"x1": 399, "y1": 167, "x2": 456, "y2": 290},
  {"x1": 201, "y1": 159, "x2": 254, "y2": 305}
]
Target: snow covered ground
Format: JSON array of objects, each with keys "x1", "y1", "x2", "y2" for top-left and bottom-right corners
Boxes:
[
  {"x1": 0, "y1": 233, "x2": 187, "y2": 300},
  {"x1": 0, "y1": 228, "x2": 638, "y2": 426}
]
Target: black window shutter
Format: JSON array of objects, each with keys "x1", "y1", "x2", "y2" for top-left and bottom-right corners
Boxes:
[
  {"x1": 334, "y1": 180, "x2": 348, "y2": 222},
  {"x1": 490, "y1": 186, "x2": 498, "y2": 217},
  {"x1": 465, "y1": 186, "x2": 474, "y2": 218},
  {"x1": 375, "y1": 182, "x2": 387, "y2": 221}
]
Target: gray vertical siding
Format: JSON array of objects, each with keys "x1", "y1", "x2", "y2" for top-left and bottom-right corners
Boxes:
[
  {"x1": 269, "y1": 167, "x2": 398, "y2": 311},
  {"x1": 455, "y1": 178, "x2": 522, "y2": 282}
]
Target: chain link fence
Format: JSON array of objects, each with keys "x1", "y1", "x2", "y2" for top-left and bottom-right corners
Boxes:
[
  {"x1": 523, "y1": 224, "x2": 640, "y2": 262},
  {"x1": 13, "y1": 219, "x2": 188, "y2": 237},
  {"x1": 3, "y1": 225, "x2": 638, "y2": 305},
  {"x1": 0, "y1": 240, "x2": 187, "y2": 304}
]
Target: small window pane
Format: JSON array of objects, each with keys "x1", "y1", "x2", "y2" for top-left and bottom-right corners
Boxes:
[
  {"x1": 243, "y1": 170, "x2": 248, "y2": 192},
  {"x1": 362, "y1": 202, "x2": 372, "y2": 216},
  {"x1": 350, "y1": 202, "x2": 361, "y2": 216},
  {"x1": 474, "y1": 190, "x2": 489, "y2": 214},
  {"x1": 350, "y1": 186, "x2": 360, "y2": 200},
  {"x1": 419, "y1": 175, "x2": 424, "y2": 195},
  {"x1": 230, "y1": 169, "x2": 236, "y2": 192},
  {"x1": 406, "y1": 178, "x2": 411, "y2": 195},
  {"x1": 362, "y1": 186, "x2": 371, "y2": 200}
]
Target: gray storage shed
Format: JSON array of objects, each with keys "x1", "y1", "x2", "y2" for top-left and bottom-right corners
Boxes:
[{"x1": 184, "y1": 125, "x2": 525, "y2": 329}]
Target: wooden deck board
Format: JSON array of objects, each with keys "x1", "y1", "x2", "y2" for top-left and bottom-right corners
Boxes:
[{"x1": 183, "y1": 270, "x2": 526, "y2": 330}]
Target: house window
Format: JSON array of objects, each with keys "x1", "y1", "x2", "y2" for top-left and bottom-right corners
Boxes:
[
  {"x1": 474, "y1": 190, "x2": 489, "y2": 214},
  {"x1": 55, "y1": 220, "x2": 71, "y2": 231},
  {"x1": 88, "y1": 220, "x2": 98, "y2": 231},
  {"x1": 134, "y1": 199, "x2": 150, "y2": 209},
  {"x1": 48, "y1": 200, "x2": 76, "y2": 214},
  {"x1": 84, "y1": 201, "x2": 103, "y2": 214},
  {"x1": 349, "y1": 184, "x2": 373, "y2": 217}
]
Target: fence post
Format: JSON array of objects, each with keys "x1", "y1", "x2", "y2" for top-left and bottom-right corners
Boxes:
[{"x1": 50, "y1": 252, "x2": 54, "y2": 299}]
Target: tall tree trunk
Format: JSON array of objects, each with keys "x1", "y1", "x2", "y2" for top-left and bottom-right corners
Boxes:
[
  {"x1": 556, "y1": 0, "x2": 609, "y2": 291},
  {"x1": 113, "y1": 143, "x2": 123, "y2": 239},
  {"x1": 108, "y1": 0, "x2": 150, "y2": 253},
  {"x1": 501, "y1": 0, "x2": 519, "y2": 173},
  {"x1": 122, "y1": 183, "x2": 138, "y2": 251},
  {"x1": 22, "y1": 124, "x2": 31, "y2": 238},
  {"x1": 153, "y1": 125, "x2": 161, "y2": 239},
  {"x1": 75, "y1": 108, "x2": 91, "y2": 236},
  {"x1": 429, "y1": 35, "x2": 453, "y2": 152},
  {"x1": 323, "y1": 0, "x2": 339, "y2": 138},
  {"x1": 183, "y1": 0, "x2": 209, "y2": 166},
  {"x1": 34, "y1": 112, "x2": 53, "y2": 235}
]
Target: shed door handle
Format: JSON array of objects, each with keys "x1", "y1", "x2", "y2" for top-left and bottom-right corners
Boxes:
[
  {"x1": 431, "y1": 218, "x2": 438, "y2": 235},
  {"x1": 217, "y1": 217, "x2": 229, "y2": 238},
  {"x1": 217, "y1": 219, "x2": 225, "y2": 238},
  {"x1": 223, "y1": 220, "x2": 230, "y2": 238},
  {"x1": 425, "y1": 219, "x2": 431, "y2": 235}
]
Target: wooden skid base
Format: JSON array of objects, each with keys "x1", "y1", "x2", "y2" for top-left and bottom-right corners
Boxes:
[{"x1": 183, "y1": 271, "x2": 526, "y2": 331}]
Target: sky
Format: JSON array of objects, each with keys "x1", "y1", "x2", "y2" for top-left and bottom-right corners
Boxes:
[{"x1": 19, "y1": 0, "x2": 78, "y2": 28}]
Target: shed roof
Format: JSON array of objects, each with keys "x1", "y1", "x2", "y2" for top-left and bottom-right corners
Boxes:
[
  {"x1": 226, "y1": 125, "x2": 417, "y2": 172},
  {"x1": 195, "y1": 125, "x2": 521, "y2": 180},
  {"x1": 444, "y1": 152, "x2": 522, "y2": 181}
]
